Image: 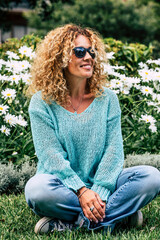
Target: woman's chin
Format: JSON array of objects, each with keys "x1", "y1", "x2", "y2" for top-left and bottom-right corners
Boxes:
[{"x1": 82, "y1": 71, "x2": 93, "y2": 79}]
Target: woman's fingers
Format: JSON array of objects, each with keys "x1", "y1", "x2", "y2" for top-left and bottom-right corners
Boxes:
[
  {"x1": 85, "y1": 197, "x2": 105, "y2": 222},
  {"x1": 95, "y1": 194, "x2": 106, "y2": 215},
  {"x1": 87, "y1": 204, "x2": 102, "y2": 222},
  {"x1": 78, "y1": 189, "x2": 106, "y2": 223},
  {"x1": 96, "y1": 194, "x2": 105, "y2": 207},
  {"x1": 81, "y1": 202, "x2": 101, "y2": 222},
  {"x1": 83, "y1": 206, "x2": 99, "y2": 223},
  {"x1": 93, "y1": 199, "x2": 105, "y2": 219}
]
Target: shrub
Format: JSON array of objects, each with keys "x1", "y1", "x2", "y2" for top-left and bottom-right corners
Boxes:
[
  {"x1": 24, "y1": 0, "x2": 160, "y2": 47},
  {"x1": 0, "y1": 154, "x2": 159, "y2": 194},
  {"x1": 103, "y1": 38, "x2": 153, "y2": 73},
  {"x1": 124, "y1": 153, "x2": 160, "y2": 171},
  {"x1": 0, "y1": 161, "x2": 36, "y2": 194}
]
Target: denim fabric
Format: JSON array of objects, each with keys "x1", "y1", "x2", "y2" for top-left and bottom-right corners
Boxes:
[{"x1": 25, "y1": 165, "x2": 160, "y2": 231}]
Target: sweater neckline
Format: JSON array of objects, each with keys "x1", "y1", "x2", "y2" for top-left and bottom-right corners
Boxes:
[{"x1": 56, "y1": 97, "x2": 97, "y2": 116}]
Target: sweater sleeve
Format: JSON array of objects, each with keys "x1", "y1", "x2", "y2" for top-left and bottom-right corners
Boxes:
[
  {"x1": 29, "y1": 93, "x2": 85, "y2": 192},
  {"x1": 91, "y1": 92, "x2": 124, "y2": 202}
]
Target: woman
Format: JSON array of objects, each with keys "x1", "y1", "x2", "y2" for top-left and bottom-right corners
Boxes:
[{"x1": 25, "y1": 24, "x2": 160, "y2": 234}]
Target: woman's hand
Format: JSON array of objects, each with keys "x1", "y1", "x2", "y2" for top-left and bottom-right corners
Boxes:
[{"x1": 78, "y1": 187, "x2": 106, "y2": 223}]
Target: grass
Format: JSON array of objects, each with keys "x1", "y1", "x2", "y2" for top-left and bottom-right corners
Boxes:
[{"x1": 0, "y1": 194, "x2": 160, "y2": 240}]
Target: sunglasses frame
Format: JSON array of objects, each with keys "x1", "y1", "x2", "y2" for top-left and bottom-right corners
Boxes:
[{"x1": 73, "y1": 47, "x2": 96, "y2": 59}]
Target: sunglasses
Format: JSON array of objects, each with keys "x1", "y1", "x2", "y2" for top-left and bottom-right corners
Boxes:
[{"x1": 73, "y1": 47, "x2": 96, "y2": 59}]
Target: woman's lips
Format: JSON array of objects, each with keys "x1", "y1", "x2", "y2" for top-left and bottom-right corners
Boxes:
[{"x1": 80, "y1": 64, "x2": 92, "y2": 70}]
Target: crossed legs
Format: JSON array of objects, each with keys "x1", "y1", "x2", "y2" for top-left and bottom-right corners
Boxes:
[{"x1": 25, "y1": 165, "x2": 160, "y2": 230}]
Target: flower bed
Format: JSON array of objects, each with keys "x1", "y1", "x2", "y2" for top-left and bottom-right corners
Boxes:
[{"x1": 0, "y1": 35, "x2": 159, "y2": 165}]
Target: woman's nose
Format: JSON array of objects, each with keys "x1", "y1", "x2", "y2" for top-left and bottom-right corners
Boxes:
[{"x1": 84, "y1": 51, "x2": 92, "y2": 60}]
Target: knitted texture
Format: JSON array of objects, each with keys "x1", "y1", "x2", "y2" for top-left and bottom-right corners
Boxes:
[{"x1": 29, "y1": 87, "x2": 124, "y2": 201}]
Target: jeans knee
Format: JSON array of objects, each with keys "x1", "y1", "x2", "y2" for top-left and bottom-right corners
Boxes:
[
  {"x1": 140, "y1": 166, "x2": 160, "y2": 194},
  {"x1": 25, "y1": 174, "x2": 62, "y2": 206}
]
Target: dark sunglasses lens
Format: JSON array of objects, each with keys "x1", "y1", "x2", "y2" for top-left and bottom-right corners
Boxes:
[
  {"x1": 87, "y1": 47, "x2": 95, "y2": 59},
  {"x1": 89, "y1": 50, "x2": 95, "y2": 59},
  {"x1": 74, "y1": 47, "x2": 86, "y2": 58}
]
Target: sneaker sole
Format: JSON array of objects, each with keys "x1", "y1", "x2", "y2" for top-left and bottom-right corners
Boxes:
[
  {"x1": 130, "y1": 210, "x2": 143, "y2": 228},
  {"x1": 136, "y1": 210, "x2": 143, "y2": 227},
  {"x1": 34, "y1": 217, "x2": 53, "y2": 234}
]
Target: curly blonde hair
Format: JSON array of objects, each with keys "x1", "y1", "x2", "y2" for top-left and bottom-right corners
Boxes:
[{"x1": 27, "y1": 24, "x2": 107, "y2": 105}]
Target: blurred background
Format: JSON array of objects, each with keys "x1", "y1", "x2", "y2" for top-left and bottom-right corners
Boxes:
[{"x1": 0, "y1": 0, "x2": 160, "y2": 56}]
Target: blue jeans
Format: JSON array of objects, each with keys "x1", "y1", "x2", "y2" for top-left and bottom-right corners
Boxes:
[{"x1": 25, "y1": 165, "x2": 160, "y2": 231}]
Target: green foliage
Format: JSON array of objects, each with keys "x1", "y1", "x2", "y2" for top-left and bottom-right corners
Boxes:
[
  {"x1": 0, "y1": 193, "x2": 160, "y2": 239},
  {"x1": 104, "y1": 38, "x2": 153, "y2": 73},
  {"x1": 0, "y1": 161, "x2": 36, "y2": 194},
  {"x1": 24, "y1": 0, "x2": 160, "y2": 47},
  {"x1": 0, "y1": 34, "x2": 41, "y2": 57}
]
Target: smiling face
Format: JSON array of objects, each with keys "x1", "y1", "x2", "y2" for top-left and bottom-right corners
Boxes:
[{"x1": 66, "y1": 35, "x2": 95, "y2": 81}]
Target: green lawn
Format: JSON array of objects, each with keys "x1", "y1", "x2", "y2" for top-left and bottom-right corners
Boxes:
[{"x1": 0, "y1": 194, "x2": 160, "y2": 240}]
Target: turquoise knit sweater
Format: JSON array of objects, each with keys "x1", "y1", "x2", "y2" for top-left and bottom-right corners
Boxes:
[{"x1": 29, "y1": 87, "x2": 124, "y2": 202}]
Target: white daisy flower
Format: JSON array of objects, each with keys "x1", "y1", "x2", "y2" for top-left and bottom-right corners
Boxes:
[
  {"x1": 0, "y1": 74, "x2": 10, "y2": 82},
  {"x1": 156, "y1": 107, "x2": 160, "y2": 113},
  {"x1": 5, "y1": 60, "x2": 20, "y2": 73},
  {"x1": 156, "y1": 94, "x2": 160, "y2": 102},
  {"x1": 1, "y1": 88, "x2": 16, "y2": 100},
  {"x1": 0, "y1": 59, "x2": 6, "y2": 69},
  {"x1": 134, "y1": 84, "x2": 141, "y2": 90},
  {"x1": 138, "y1": 62, "x2": 148, "y2": 69},
  {"x1": 8, "y1": 99, "x2": 13, "y2": 104},
  {"x1": 4, "y1": 113, "x2": 17, "y2": 127},
  {"x1": 138, "y1": 69, "x2": 153, "y2": 82},
  {"x1": 106, "y1": 52, "x2": 115, "y2": 59},
  {"x1": 108, "y1": 79, "x2": 123, "y2": 90},
  {"x1": 112, "y1": 89, "x2": 120, "y2": 94},
  {"x1": 8, "y1": 74, "x2": 21, "y2": 84},
  {"x1": 149, "y1": 123, "x2": 157, "y2": 133},
  {"x1": 140, "y1": 86, "x2": 153, "y2": 96},
  {"x1": 0, "y1": 125, "x2": 11, "y2": 136},
  {"x1": 129, "y1": 77, "x2": 141, "y2": 84},
  {"x1": 17, "y1": 60, "x2": 31, "y2": 72},
  {"x1": 19, "y1": 46, "x2": 35, "y2": 58},
  {"x1": 20, "y1": 73, "x2": 32, "y2": 84},
  {"x1": 118, "y1": 75, "x2": 128, "y2": 82},
  {"x1": 0, "y1": 104, "x2": 9, "y2": 114},
  {"x1": 152, "y1": 93, "x2": 158, "y2": 101},
  {"x1": 6, "y1": 51, "x2": 20, "y2": 60},
  {"x1": 14, "y1": 100, "x2": 20, "y2": 104},
  {"x1": 103, "y1": 63, "x2": 113, "y2": 73},
  {"x1": 147, "y1": 101, "x2": 158, "y2": 107},
  {"x1": 147, "y1": 59, "x2": 160, "y2": 65},
  {"x1": 12, "y1": 151, "x2": 18, "y2": 155},
  {"x1": 5, "y1": 60, "x2": 31, "y2": 74},
  {"x1": 16, "y1": 115, "x2": 28, "y2": 127},
  {"x1": 119, "y1": 76, "x2": 140, "y2": 89},
  {"x1": 112, "y1": 65, "x2": 125, "y2": 70},
  {"x1": 112, "y1": 79, "x2": 123, "y2": 88},
  {"x1": 152, "y1": 71, "x2": 160, "y2": 81},
  {"x1": 121, "y1": 88, "x2": 130, "y2": 95},
  {"x1": 140, "y1": 114, "x2": 156, "y2": 124}
]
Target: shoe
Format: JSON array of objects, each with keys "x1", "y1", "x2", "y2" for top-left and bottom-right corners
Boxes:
[
  {"x1": 34, "y1": 217, "x2": 74, "y2": 234},
  {"x1": 129, "y1": 210, "x2": 143, "y2": 228}
]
